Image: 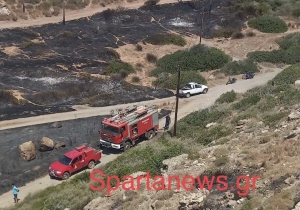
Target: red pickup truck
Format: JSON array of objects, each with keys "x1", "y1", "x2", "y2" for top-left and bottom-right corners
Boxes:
[{"x1": 48, "y1": 144, "x2": 102, "y2": 180}]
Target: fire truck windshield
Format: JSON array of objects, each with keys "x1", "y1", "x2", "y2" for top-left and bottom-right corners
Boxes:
[{"x1": 102, "y1": 124, "x2": 119, "y2": 135}]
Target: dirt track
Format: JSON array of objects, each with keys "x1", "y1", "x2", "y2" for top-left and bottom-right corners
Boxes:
[
  {"x1": 0, "y1": 0, "x2": 186, "y2": 30},
  {"x1": 0, "y1": 67, "x2": 283, "y2": 208}
]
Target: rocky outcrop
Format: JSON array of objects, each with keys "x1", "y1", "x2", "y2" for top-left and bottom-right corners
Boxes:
[
  {"x1": 292, "y1": 201, "x2": 300, "y2": 210},
  {"x1": 19, "y1": 141, "x2": 36, "y2": 161},
  {"x1": 288, "y1": 111, "x2": 300, "y2": 121},
  {"x1": 40, "y1": 137, "x2": 55, "y2": 151},
  {"x1": 295, "y1": 80, "x2": 300, "y2": 89},
  {"x1": 178, "y1": 190, "x2": 209, "y2": 210}
]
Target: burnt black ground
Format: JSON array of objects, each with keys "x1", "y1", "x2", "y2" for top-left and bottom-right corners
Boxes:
[
  {"x1": 0, "y1": 0, "x2": 245, "y2": 121},
  {"x1": 0, "y1": 109, "x2": 171, "y2": 196}
]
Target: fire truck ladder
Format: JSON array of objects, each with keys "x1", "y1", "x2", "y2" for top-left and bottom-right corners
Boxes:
[
  {"x1": 110, "y1": 105, "x2": 138, "y2": 122},
  {"x1": 122, "y1": 105, "x2": 157, "y2": 123},
  {"x1": 109, "y1": 104, "x2": 157, "y2": 123}
]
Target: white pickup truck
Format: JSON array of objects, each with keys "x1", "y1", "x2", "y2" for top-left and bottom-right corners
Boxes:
[{"x1": 178, "y1": 82, "x2": 209, "y2": 98}]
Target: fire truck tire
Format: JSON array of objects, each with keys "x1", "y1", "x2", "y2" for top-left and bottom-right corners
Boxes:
[
  {"x1": 146, "y1": 130, "x2": 155, "y2": 140},
  {"x1": 62, "y1": 172, "x2": 70, "y2": 180},
  {"x1": 123, "y1": 141, "x2": 132, "y2": 152},
  {"x1": 88, "y1": 160, "x2": 95, "y2": 169}
]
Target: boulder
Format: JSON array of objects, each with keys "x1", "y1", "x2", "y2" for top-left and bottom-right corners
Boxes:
[
  {"x1": 54, "y1": 142, "x2": 66, "y2": 149},
  {"x1": 19, "y1": 141, "x2": 36, "y2": 161},
  {"x1": 237, "y1": 119, "x2": 250, "y2": 126},
  {"x1": 51, "y1": 121, "x2": 62, "y2": 128},
  {"x1": 292, "y1": 201, "x2": 300, "y2": 210},
  {"x1": 0, "y1": 7, "x2": 10, "y2": 15},
  {"x1": 206, "y1": 122, "x2": 217, "y2": 128},
  {"x1": 40, "y1": 137, "x2": 54, "y2": 151},
  {"x1": 288, "y1": 111, "x2": 300, "y2": 121},
  {"x1": 295, "y1": 80, "x2": 300, "y2": 89}
]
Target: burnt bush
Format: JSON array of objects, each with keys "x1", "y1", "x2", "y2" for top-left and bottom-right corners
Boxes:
[
  {"x1": 146, "y1": 53, "x2": 157, "y2": 63},
  {"x1": 136, "y1": 44, "x2": 143, "y2": 51},
  {"x1": 246, "y1": 31, "x2": 256, "y2": 37},
  {"x1": 0, "y1": 90, "x2": 19, "y2": 105},
  {"x1": 144, "y1": 33, "x2": 186, "y2": 46},
  {"x1": 231, "y1": 31, "x2": 244, "y2": 39},
  {"x1": 248, "y1": 16, "x2": 288, "y2": 33},
  {"x1": 144, "y1": 0, "x2": 160, "y2": 6},
  {"x1": 131, "y1": 76, "x2": 140, "y2": 83}
]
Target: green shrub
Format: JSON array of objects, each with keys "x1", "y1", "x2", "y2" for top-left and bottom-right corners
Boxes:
[
  {"x1": 67, "y1": 0, "x2": 86, "y2": 8},
  {"x1": 231, "y1": 94, "x2": 261, "y2": 110},
  {"x1": 145, "y1": 33, "x2": 186, "y2": 46},
  {"x1": 248, "y1": 16, "x2": 288, "y2": 33},
  {"x1": 104, "y1": 142, "x2": 185, "y2": 186},
  {"x1": 269, "y1": 64, "x2": 300, "y2": 86},
  {"x1": 212, "y1": 28, "x2": 237, "y2": 38},
  {"x1": 216, "y1": 90, "x2": 237, "y2": 104},
  {"x1": 257, "y1": 96, "x2": 277, "y2": 112},
  {"x1": 37, "y1": 2, "x2": 51, "y2": 10},
  {"x1": 283, "y1": 45, "x2": 300, "y2": 64},
  {"x1": 220, "y1": 59, "x2": 259, "y2": 76},
  {"x1": 214, "y1": 155, "x2": 229, "y2": 166},
  {"x1": 152, "y1": 71, "x2": 207, "y2": 90},
  {"x1": 263, "y1": 111, "x2": 289, "y2": 127},
  {"x1": 196, "y1": 126, "x2": 233, "y2": 145},
  {"x1": 248, "y1": 33, "x2": 300, "y2": 65},
  {"x1": 247, "y1": 50, "x2": 286, "y2": 63},
  {"x1": 277, "y1": 33, "x2": 300, "y2": 50},
  {"x1": 292, "y1": 8, "x2": 300, "y2": 17},
  {"x1": 104, "y1": 60, "x2": 135, "y2": 77},
  {"x1": 179, "y1": 108, "x2": 226, "y2": 129},
  {"x1": 150, "y1": 44, "x2": 231, "y2": 76},
  {"x1": 231, "y1": 112, "x2": 255, "y2": 125}
]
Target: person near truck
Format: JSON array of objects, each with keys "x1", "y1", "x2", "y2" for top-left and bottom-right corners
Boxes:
[
  {"x1": 164, "y1": 115, "x2": 171, "y2": 130},
  {"x1": 12, "y1": 184, "x2": 19, "y2": 203}
]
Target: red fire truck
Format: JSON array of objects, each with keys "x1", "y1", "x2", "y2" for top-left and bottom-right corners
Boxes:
[{"x1": 99, "y1": 105, "x2": 159, "y2": 151}]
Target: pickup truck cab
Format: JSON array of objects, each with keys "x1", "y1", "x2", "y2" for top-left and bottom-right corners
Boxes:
[
  {"x1": 179, "y1": 82, "x2": 209, "y2": 98},
  {"x1": 48, "y1": 144, "x2": 102, "y2": 180}
]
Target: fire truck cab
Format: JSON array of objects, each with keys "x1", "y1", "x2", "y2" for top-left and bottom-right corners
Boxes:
[{"x1": 99, "y1": 105, "x2": 159, "y2": 151}]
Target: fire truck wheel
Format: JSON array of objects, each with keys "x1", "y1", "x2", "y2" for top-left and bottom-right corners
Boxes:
[
  {"x1": 146, "y1": 130, "x2": 155, "y2": 140},
  {"x1": 124, "y1": 141, "x2": 132, "y2": 152},
  {"x1": 88, "y1": 160, "x2": 95, "y2": 169},
  {"x1": 62, "y1": 172, "x2": 70, "y2": 180}
]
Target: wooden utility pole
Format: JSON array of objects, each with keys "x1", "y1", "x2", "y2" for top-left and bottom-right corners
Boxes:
[
  {"x1": 62, "y1": 1, "x2": 66, "y2": 25},
  {"x1": 199, "y1": 7, "x2": 205, "y2": 44},
  {"x1": 209, "y1": 0, "x2": 213, "y2": 15},
  {"x1": 173, "y1": 63, "x2": 181, "y2": 137}
]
